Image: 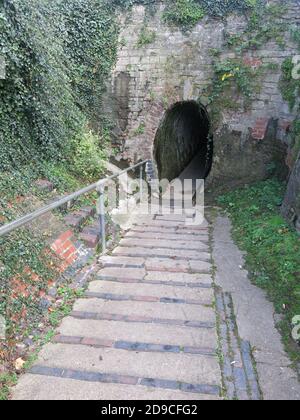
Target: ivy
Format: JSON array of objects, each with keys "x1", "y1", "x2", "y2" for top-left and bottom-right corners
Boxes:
[
  {"x1": 204, "y1": 59, "x2": 261, "y2": 125},
  {"x1": 279, "y1": 58, "x2": 300, "y2": 112},
  {"x1": 225, "y1": 2, "x2": 288, "y2": 52},
  {"x1": 0, "y1": 0, "x2": 117, "y2": 175},
  {"x1": 163, "y1": 0, "x2": 205, "y2": 28}
]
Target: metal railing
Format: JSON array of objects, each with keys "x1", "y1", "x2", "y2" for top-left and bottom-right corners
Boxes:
[{"x1": 0, "y1": 159, "x2": 150, "y2": 253}]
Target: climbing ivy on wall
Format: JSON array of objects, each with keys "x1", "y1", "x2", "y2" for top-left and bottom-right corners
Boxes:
[
  {"x1": 111, "y1": 0, "x2": 263, "y2": 28},
  {"x1": 0, "y1": 0, "x2": 118, "y2": 174},
  {"x1": 163, "y1": 0, "x2": 257, "y2": 26},
  {"x1": 200, "y1": 1, "x2": 289, "y2": 125},
  {"x1": 163, "y1": 0, "x2": 205, "y2": 28},
  {"x1": 280, "y1": 58, "x2": 300, "y2": 112}
]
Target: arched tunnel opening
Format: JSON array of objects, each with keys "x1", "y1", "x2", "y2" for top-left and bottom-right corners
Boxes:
[{"x1": 153, "y1": 101, "x2": 212, "y2": 182}]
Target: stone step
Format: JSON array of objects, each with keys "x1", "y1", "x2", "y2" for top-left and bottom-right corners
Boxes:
[
  {"x1": 58, "y1": 318, "x2": 218, "y2": 349},
  {"x1": 136, "y1": 221, "x2": 208, "y2": 229},
  {"x1": 145, "y1": 271, "x2": 212, "y2": 285},
  {"x1": 99, "y1": 256, "x2": 145, "y2": 268},
  {"x1": 13, "y1": 374, "x2": 221, "y2": 400},
  {"x1": 79, "y1": 231, "x2": 100, "y2": 249},
  {"x1": 87, "y1": 280, "x2": 214, "y2": 303},
  {"x1": 97, "y1": 267, "x2": 146, "y2": 281},
  {"x1": 31, "y1": 344, "x2": 221, "y2": 386},
  {"x1": 98, "y1": 268, "x2": 212, "y2": 284},
  {"x1": 125, "y1": 231, "x2": 209, "y2": 242},
  {"x1": 155, "y1": 215, "x2": 194, "y2": 222},
  {"x1": 119, "y1": 238, "x2": 209, "y2": 251},
  {"x1": 131, "y1": 225, "x2": 208, "y2": 236},
  {"x1": 112, "y1": 247, "x2": 211, "y2": 262},
  {"x1": 73, "y1": 298, "x2": 216, "y2": 323},
  {"x1": 145, "y1": 258, "x2": 212, "y2": 274},
  {"x1": 84, "y1": 291, "x2": 208, "y2": 307},
  {"x1": 64, "y1": 207, "x2": 96, "y2": 230}
]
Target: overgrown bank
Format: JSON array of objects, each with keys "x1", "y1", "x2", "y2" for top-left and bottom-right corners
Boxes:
[
  {"x1": 0, "y1": 0, "x2": 122, "y2": 399},
  {"x1": 217, "y1": 180, "x2": 300, "y2": 368}
]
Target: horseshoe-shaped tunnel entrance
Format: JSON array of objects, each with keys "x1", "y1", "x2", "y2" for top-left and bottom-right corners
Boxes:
[{"x1": 153, "y1": 101, "x2": 212, "y2": 182}]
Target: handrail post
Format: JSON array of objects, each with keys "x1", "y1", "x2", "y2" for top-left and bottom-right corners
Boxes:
[
  {"x1": 98, "y1": 185, "x2": 106, "y2": 253},
  {"x1": 139, "y1": 164, "x2": 143, "y2": 204},
  {"x1": 0, "y1": 159, "x2": 150, "y2": 239}
]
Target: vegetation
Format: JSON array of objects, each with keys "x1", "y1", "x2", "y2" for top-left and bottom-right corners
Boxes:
[
  {"x1": 203, "y1": 1, "x2": 288, "y2": 125},
  {"x1": 205, "y1": 59, "x2": 257, "y2": 122},
  {"x1": 0, "y1": 0, "x2": 122, "y2": 399},
  {"x1": 163, "y1": 0, "x2": 204, "y2": 28},
  {"x1": 218, "y1": 180, "x2": 300, "y2": 367},
  {"x1": 162, "y1": 0, "x2": 257, "y2": 28},
  {"x1": 226, "y1": 2, "x2": 287, "y2": 52},
  {"x1": 0, "y1": 0, "x2": 119, "y2": 176},
  {"x1": 0, "y1": 372, "x2": 17, "y2": 401},
  {"x1": 279, "y1": 58, "x2": 300, "y2": 112},
  {"x1": 137, "y1": 26, "x2": 156, "y2": 47}
]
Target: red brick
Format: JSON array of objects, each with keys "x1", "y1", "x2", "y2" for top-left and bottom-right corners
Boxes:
[
  {"x1": 113, "y1": 375, "x2": 138, "y2": 386},
  {"x1": 58, "y1": 230, "x2": 73, "y2": 243},
  {"x1": 53, "y1": 335, "x2": 82, "y2": 345},
  {"x1": 51, "y1": 240, "x2": 62, "y2": 253},
  {"x1": 62, "y1": 239, "x2": 74, "y2": 251},
  {"x1": 252, "y1": 118, "x2": 269, "y2": 140},
  {"x1": 243, "y1": 57, "x2": 262, "y2": 68},
  {"x1": 65, "y1": 255, "x2": 78, "y2": 265},
  {"x1": 61, "y1": 246, "x2": 76, "y2": 260},
  {"x1": 132, "y1": 295, "x2": 159, "y2": 302},
  {"x1": 81, "y1": 337, "x2": 114, "y2": 348}
]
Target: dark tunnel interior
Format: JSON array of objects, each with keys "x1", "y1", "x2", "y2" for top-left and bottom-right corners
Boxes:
[{"x1": 153, "y1": 101, "x2": 212, "y2": 181}]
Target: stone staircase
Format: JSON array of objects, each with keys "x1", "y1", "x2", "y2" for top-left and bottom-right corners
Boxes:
[{"x1": 12, "y1": 213, "x2": 261, "y2": 400}]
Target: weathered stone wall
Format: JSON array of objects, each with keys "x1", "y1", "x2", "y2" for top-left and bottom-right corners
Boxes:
[
  {"x1": 104, "y1": 0, "x2": 300, "y2": 224},
  {"x1": 282, "y1": 153, "x2": 300, "y2": 231}
]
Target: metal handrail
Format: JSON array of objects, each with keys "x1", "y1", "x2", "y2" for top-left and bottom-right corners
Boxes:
[{"x1": 0, "y1": 160, "x2": 150, "y2": 247}]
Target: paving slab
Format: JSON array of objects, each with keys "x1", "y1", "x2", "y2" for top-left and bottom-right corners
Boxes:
[
  {"x1": 119, "y1": 238, "x2": 209, "y2": 251},
  {"x1": 33, "y1": 344, "x2": 221, "y2": 385},
  {"x1": 213, "y1": 214, "x2": 300, "y2": 400},
  {"x1": 73, "y1": 298, "x2": 216, "y2": 323},
  {"x1": 97, "y1": 267, "x2": 146, "y2": 280},
  {"x1": 58, "y1": 318, "x2": 218, "y2": 349},
  {"x1": 131, "y1": 226, "x2": 208, "y2": 236},
  {"x1": 113, "y1": 246, "x2": 211, "y2": 261},
  {"x1": 87, "y1": 280, "x2": 214, "y2": 303},
  {"x1": 145, "y1": 271, "x2": 213, "y2": 285},
  {"x1": 145, "y1": 258, "x2": 212, "y2": 274},
  {"x1": 99, "y1": 256, "x2": 145, "y2": 268},
  {"x1": 125, "y1": 231, "x2": 210, "y2": 242},
  {"x1": 12, "y1": 375, "x2": 221, "y2": 400}
]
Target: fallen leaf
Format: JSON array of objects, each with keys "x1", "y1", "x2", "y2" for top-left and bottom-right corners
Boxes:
[{"x1": 15, "y1": 357, "x2": 25, "y2": 371}]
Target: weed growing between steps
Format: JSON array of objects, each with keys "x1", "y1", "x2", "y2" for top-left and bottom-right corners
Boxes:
[{"x1": 217, "y1": 180, "x2": 300, "y2": 368}]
